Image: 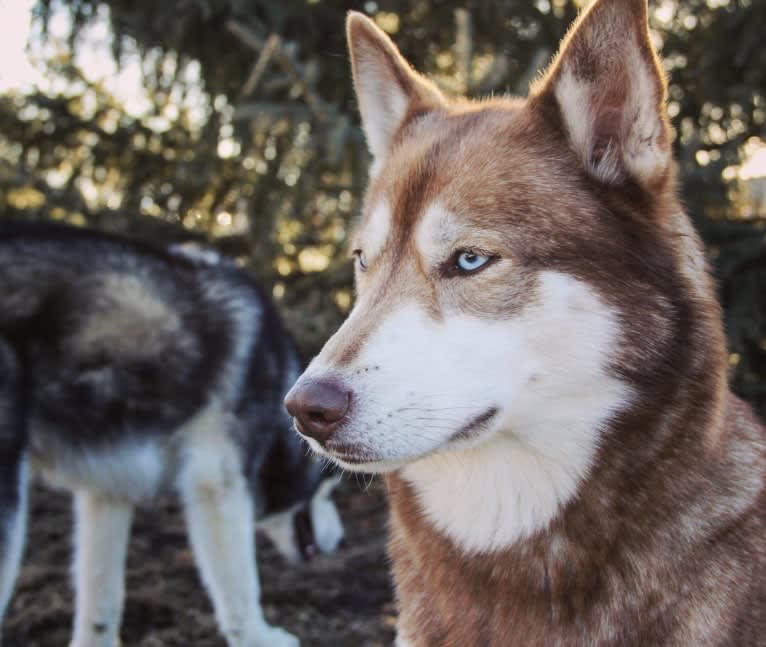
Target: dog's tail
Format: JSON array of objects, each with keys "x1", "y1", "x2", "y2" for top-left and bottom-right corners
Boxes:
[{"x1": 0, "y1": 338, "x2": 28, "y2": 627}]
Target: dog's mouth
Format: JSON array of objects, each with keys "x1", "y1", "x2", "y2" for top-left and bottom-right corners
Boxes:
[
  {"x1": 448, "y1": 407, "x2": 499, "y2": 443},
  {"x1": 324, "y1": 442, "x2": 376, "y2": 465},
  {"x1": 319, "y1": 407, "x2": 500, "y2": 470},
  {"x1": 293, "y1": 505, "x2": 316, "y2": 561}
]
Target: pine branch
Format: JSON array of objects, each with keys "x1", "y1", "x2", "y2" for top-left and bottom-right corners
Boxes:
[{"x1": 225, "y1": 20, "x2": 327, "y2": 122}]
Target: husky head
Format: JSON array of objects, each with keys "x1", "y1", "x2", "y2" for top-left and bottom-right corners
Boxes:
[
  {"x1": 257, "y1": 472, "x2": 344, "y2": 564},
  {"x1": 286, "y1": 0, "x2": 724, "y2": 550}
]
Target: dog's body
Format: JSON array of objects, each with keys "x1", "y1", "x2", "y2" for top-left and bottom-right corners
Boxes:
[
  {"x1": 0, "y1": 222, "x2": 343, "y2": 647},
  {"x1": 286, "y1": 1, "x2": 766, "y2": 645}
]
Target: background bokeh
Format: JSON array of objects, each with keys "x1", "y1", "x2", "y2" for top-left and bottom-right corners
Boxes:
[{"x1": 1, "y1": 0, "x2": 764, "y2": 413}]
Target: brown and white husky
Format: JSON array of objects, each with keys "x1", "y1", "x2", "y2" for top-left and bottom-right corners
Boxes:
[{"x1": 285, "y1": 0, "x2": 766, "y2": 644}]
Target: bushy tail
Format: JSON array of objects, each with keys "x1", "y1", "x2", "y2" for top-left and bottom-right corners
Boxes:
[{"x1": 0, "y1": 339, "x2": 28, "y2": 631}]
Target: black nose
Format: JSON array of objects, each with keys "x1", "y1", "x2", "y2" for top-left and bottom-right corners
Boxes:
[{"x1": 285, "y1": 378, "x2": 351, "y2": 444}]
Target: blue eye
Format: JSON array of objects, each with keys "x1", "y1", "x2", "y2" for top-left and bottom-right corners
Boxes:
[
  {"x1": 456, "y1": 251, "x2": 491, "y2": 273},
  {"x1": 353, "y1": 249, "x2": 368, "y2": 271}
]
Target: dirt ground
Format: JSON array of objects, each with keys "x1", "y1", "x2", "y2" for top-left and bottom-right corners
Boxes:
[{"x1": 4, "y1": 479, "x2": 395, "y2": 646}]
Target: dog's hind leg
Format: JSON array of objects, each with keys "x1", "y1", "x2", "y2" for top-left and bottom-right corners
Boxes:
[
  {"x1": 178, "y1": 404, "x2": 299, "y2": 647},
  {"x1": 0, "y1": 339, "x2": 28, "y2": 633},
  {"x1": 69, "y1": 491, "x2": 133, "y2": 647},
  {"x1": 0, "y1": 460, "x2": 28, "y2": 632}
]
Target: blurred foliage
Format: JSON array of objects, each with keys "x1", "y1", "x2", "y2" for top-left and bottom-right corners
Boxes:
[{"x1": 1, "y1": 0, "x2": 765, "y2": 415}]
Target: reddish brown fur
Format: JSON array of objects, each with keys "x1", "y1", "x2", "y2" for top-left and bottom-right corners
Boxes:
[{"x1": 335, "y1": 3, "x2": 765, "y2": 645}]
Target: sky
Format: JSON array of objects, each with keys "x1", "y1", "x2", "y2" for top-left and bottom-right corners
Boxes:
[
  {"x1": 740, "y1": 144, "x2": 766, "y2": 182},
  {"x1": 0, "y1": 0, "x2": 212, "y2": 139},
  {"x1": 0, "y1": 0, "x2": 41, "y2": 91},
  {"x1": 0, "y1": 0, "x2": 177, "y2": 119}
]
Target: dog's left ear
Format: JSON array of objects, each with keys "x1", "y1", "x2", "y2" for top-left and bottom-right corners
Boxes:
[
  {"x1": 532, "y1": 0, "x2": 671, "y2": 187},
  {"x1": 347, "y1": 12, "x2": 446, "y2": 162}
]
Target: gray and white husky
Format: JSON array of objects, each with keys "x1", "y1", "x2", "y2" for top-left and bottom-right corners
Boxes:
[{"x1": 0, "y1": 222, "x2": 343, "y2": 647}]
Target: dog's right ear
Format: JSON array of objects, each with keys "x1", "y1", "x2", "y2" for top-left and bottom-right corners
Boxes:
[{"x1": 347, "y1": 12, "x2": 445, "y2": 161}]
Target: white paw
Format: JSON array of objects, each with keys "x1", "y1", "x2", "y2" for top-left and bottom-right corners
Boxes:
[
  {"x1": 254, "y1": 624, "x2": 300, "y2": 647},
  {"x1": 226, "y1": 622, "x2": 300, "y2": 647},
  {"x1": 68, "y1": 639, "x2": 119, "y2": 647}
]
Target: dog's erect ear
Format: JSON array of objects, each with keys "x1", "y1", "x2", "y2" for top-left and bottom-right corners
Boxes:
[
  {"x1": 532, "y1": 0, "x2": 670, "y2": 187},
  {"x1": 347, "y1": 12, "x2": 445, "y2": 161}
]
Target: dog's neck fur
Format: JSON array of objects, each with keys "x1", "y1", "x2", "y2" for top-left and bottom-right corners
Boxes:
[{"x1": 388, "y1": 404, "x2": 764, "y2": 647}]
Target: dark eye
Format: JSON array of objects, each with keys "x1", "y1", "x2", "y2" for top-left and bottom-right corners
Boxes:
[
  {"x1": 454, "y1": 250, "x2": 493, "y2": 273},
  {"x1": 353, "y1": 249, "x2": 368, "y2": 271}
]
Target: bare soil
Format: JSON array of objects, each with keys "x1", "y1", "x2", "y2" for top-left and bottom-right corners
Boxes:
[{"x1": 4, "y1": 480, "x2": 395, "y2": 646}]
